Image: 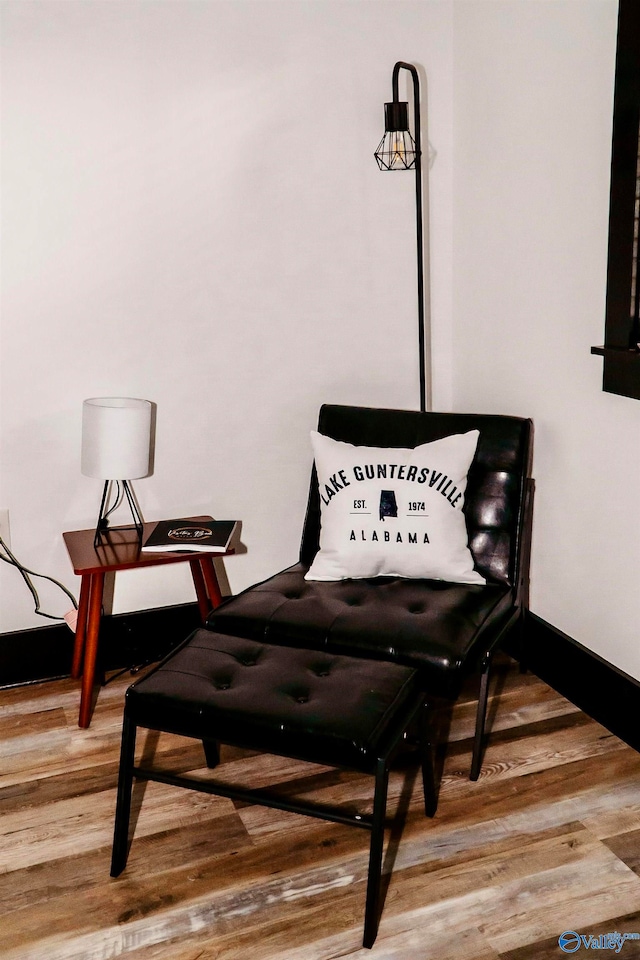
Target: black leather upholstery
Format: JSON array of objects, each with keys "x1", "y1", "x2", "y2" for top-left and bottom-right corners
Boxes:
[
  {"x1": 210, "y1": 564, "x2": 513, "y2": 698},
  {"x1": 125, "y1": 628, "x2": 421, "y2": 771},
  {"x1": 208, "y1": 405, "x2": 534, "y2": 702}
]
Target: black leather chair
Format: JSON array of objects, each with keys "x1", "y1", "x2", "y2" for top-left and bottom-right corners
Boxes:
[{"x1": 208, "y1": 404, "x2": 534, "y2": 780}]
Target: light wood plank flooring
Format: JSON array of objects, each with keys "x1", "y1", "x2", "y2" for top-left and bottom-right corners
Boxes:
[{"x1": 2, "y1": 655, "x2": 640, "y2": 959}]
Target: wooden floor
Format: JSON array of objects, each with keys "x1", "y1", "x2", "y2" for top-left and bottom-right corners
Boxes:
[{"x1": 2, "y1": 655, "x2": 640, "y2": 960}]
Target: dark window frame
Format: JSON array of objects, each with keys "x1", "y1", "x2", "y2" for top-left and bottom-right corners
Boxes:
[{"x1": 592, "y1": 0, "x2": 640, "y2": 400}]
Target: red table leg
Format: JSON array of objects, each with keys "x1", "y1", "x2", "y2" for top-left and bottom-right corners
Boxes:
[
  {"x1": 189, "y1": 558, "x2": 212, "y2": 623},
  {"x1": 199, "y1": 556, "x2": 223, "y2": 609},
  {"x1": 78, "y1": 572, "x2": 105, "y2": 728},
  {"x1": 71, "y1": 575, "x2": 91, "y2": 679}
]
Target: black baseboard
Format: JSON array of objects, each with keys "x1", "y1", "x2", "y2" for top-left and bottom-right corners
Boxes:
[
  {"x1": 517, "y1": 613, "x2": 640, "y2": 754},
  {"x1": 0, "y1": 602, "x2": 201, "y2": 689}
]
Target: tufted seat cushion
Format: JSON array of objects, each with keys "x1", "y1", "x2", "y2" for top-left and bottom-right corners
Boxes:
[
  {"x1": 125, "y1": 629, "x2": 421, "y2": 771},
  {"x1": 207, "y1": 563, "x2": 514, "y2": 698}
]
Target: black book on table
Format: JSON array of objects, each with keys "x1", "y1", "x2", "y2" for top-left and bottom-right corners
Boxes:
[{"x1": 142, "y1": 519, "x2": 238, "y2": 553}]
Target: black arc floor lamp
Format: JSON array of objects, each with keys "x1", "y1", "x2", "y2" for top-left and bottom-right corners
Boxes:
[{"x1": 375, "y1": 61, "x2": 429, "y2": 413}]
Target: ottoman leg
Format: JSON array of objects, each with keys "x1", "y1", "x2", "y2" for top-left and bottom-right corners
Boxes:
[
  {"x1": 363, "y1": 758, "x2": 389, "y2": 949},
  {"x1": 111, "y1": 711, "x2": 137, "y2": 877},
  {"x1": 202, "y1": 739, "x2": 220, "y2": 769}
]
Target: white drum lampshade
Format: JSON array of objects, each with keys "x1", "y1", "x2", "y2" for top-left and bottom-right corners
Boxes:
[
  {"x1": 82, "y1": 397, "x2": 152, "y2": 480},
  {"x1": 81, "y1": 398, "x2": 153, "y2": 546}
]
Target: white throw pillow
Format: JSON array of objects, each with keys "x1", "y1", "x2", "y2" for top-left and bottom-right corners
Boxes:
[{"x1": 305, "y1": 430, "x2": 485, "y2": 584}]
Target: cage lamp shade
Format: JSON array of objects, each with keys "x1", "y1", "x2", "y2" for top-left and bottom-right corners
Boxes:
[
  {"x1": 81, "y1": 398, "x2": 152, "y2": 481},
  {"x1": 374, "y1": 101, "x2": 417, "y2": 171}
]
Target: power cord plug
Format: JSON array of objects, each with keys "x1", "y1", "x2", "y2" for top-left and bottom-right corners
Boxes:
[{"x1": 63, "y1": 608, "x2": 78, "y2": 633}]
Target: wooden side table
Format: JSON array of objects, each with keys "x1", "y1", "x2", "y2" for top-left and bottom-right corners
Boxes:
[{"x1": 63, "y1": 517, "x2": 232, "y2": 728}]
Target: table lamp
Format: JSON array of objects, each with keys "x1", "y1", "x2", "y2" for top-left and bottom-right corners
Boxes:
[{"x1": 81, "y1": 397, "x2": 153, "y2": 547}]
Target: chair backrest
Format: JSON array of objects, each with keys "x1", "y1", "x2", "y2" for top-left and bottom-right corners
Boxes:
[{"x1": 300, "y1": 405, "x2": 534, "y2": 590}]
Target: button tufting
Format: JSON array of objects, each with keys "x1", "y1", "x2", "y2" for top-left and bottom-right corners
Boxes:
[{"x1": 296, "y1": 695, "x2": 309, "y2": 704}]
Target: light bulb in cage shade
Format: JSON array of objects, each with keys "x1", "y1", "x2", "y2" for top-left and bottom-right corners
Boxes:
[
  {"x1": 374, "y1": 101, "x2": 417, "y2": 171},
  {"x1": 375, "y1": 130, "x2": 417, "y2": 171}
]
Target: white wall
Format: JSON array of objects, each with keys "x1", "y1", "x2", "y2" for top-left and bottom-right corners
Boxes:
[
  {"x1": 452, "y1": 1, "x2": 640, "y2": 680},
  {"x1": 4, "y1": 0, "x2": 638, "y2": 686},
  {"x1": 0, "y1": 1, "x2": 454, "y2": 631}
]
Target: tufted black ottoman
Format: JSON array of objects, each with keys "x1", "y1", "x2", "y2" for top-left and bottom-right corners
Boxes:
[{"x1": 110, "y1": 629, "x2": 436, "y2": 948}]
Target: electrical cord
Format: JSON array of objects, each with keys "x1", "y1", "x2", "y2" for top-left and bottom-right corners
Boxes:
[
  {"x1": 0, "y1": 535, "x2": 77, "y2": 620},
  {"x1": 102, "y1": 481, "x2": 124, "y2": 523}
]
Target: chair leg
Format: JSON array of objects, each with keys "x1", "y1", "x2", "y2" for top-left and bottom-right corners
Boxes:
[
  {"x1": 110, "y1": 711, "x2": 137, "y2": 877},
  {"x1": 470, "y1": 653, "x2": 492, "y2": 782},
  {"x1": 202, "y1": 739, "x2": 220, "y2": 769},
  {"x1": 418, "y1": 702, "x2": 438, "y2": 817},
  {"x1": 363, "y1": 758, "x2": 389, "y2": 949}
]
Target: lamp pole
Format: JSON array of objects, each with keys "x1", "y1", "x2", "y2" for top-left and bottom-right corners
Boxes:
[{"x1": 375, "y1": 61, "x2": 429, "y2": 413}]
